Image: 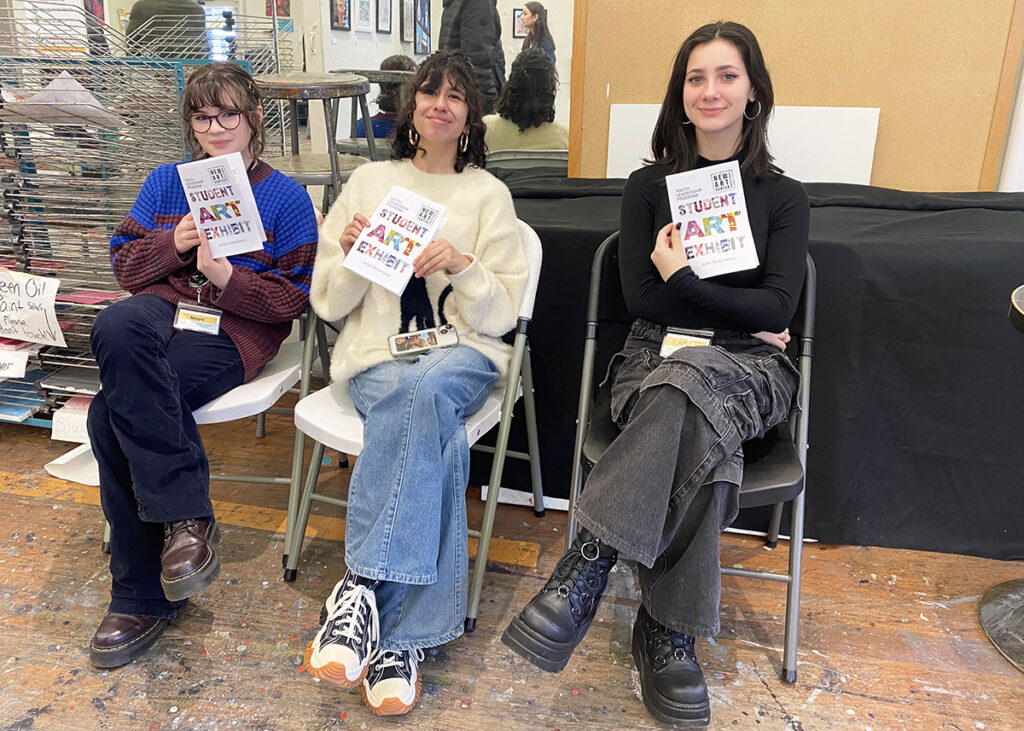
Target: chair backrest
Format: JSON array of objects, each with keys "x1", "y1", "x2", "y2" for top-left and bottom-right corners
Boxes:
[
  {"x1": 487, "y1": 149, "x2": 569, "y2": 171},
  {"x1": 516, "y1": 219, "x2": 544, "y2": 321}
]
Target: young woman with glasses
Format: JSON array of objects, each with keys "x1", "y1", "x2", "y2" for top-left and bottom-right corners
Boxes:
[{"x1": 86, "y1": 62, "x2": 318, "y2": 669}]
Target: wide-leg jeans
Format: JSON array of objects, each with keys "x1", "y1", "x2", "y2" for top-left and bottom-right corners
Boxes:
[
  {"x1": 575, "y1": 320, "x2": 798, "y2": 638},
  {"x1": 345, "y1": 345, "x2": 498, "y2": 651},
  {"x1": 87, "y1": 295, "x2": 244, "y2": 619}
]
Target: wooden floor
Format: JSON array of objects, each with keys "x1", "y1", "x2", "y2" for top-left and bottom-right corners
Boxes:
[{"x1": 0, "y1": 407, "x2": 1021, "y2": 731}]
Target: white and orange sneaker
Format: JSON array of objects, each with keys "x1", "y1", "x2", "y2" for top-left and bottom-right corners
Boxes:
[
  {"x1": 303, "y1": 571, "x2": 379, "y2": 687},
  {"x1": 361, "y1": 648, "x2": 424, "y2": 715}
]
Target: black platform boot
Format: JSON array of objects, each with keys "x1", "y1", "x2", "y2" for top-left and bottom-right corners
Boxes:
[
  {"x1": 501, "y1": 529, "x2": 617, "y2": 672},
  {"x1": 632, "y1": 604, "x2": 711, "y2": 727}
]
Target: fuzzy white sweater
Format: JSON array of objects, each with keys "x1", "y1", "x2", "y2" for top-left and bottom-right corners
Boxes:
[{"x1": 311, "y1": 159, "x2": 528, "y2": 385}]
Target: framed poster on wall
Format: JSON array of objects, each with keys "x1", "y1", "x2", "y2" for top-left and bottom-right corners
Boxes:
[
  {"x1": 356, "y1": 0, "x2": 373, "y2": 32},
  {"x1": 414, "y1": 0, "x2": 430, "y2": 54},
  {"x1": 377, "y1": 0, "x2": 392, "y2": 33},
  {"x1": 331, "y1": 0, "x2": 350, "y2": 30},
  {"x1": 512, "y1": 8, "x2": 526, "y2": 38},
  {"x1": 401, "y1": 0, "x2": 414, "y2": 42}
]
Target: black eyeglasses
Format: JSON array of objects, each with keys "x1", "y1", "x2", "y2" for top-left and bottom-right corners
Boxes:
[{"x1": 188, "y1": 110, "x2": 243, "y2": 133}]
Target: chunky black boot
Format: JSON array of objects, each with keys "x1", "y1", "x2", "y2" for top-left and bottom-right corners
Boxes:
[
  {"x1": 501, "y1": 529, "x2": 617, "y2": 672},
  {"x1": 632, "y1": 604, "x2": 711, "y2": 727}
]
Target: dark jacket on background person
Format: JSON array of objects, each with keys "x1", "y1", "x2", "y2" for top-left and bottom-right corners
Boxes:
[
  {"x1": 126, "y1": 0, "x2": 210, "y2": 59},
  {"x1": 438, "y1": 0, "x2": 505, "y2": 113}
]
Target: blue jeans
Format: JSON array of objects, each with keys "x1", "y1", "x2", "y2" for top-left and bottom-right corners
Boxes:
[
  {"x1": 345, "y1": 345, "x2": 498, "y2": 651},
  {"x1": 87, "y1": 295, "x2": 244, "y2": 619}
]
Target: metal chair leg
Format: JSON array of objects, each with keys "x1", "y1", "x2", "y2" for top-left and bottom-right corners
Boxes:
[
  {"x1": 520, "y1": 345, "x2": 545, "y2": 517},
  {"x1": 465, "y1": 333, "x2": 527, "y2": 631},
  {"x1": 766, "y1": 502, "x2": 784, "y2": 549},
  {"x1": 284, "y1": 439, "x2": 326, "y2": 581},
  {"x1": 781, "y1": 489, "x2": 806, "y2": 683},
  {"x1": 102, "y1": 520, "x2": 111, "y2": 554},
  {"x1": 256, "y1": 411, "x2": 266, "y2": 438}
]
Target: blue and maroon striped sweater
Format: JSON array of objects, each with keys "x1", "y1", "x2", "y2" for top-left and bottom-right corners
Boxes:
[{"x1": 109, "y1": 160, "x2": 318, "y2": 381}]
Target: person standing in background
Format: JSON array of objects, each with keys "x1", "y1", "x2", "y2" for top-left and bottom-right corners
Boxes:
[
  {"x1": 519, "y1": 2, "x2": 555, "y2": 65},
  {"x1": 438, "y1": 0, "x2": 505, "y2": 114},
  {"x1": 126, "y1": 0, "x2": 210, "y2": 59}
]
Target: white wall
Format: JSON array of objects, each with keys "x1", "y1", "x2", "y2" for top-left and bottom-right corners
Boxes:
[{"x1": 998, "y1": 53, "x2": 1024, "y2": 192}]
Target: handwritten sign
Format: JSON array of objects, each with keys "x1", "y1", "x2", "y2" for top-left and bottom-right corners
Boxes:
[
  {"x1": 0, "y1": 350, "x2": 29, "y2": 381},
  {"x1": 0, "y1": 270, "x2": 67, "y2": 348}
]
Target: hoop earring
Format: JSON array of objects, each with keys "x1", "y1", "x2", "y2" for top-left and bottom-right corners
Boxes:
[
  {"x1": 459, "y1": 132, "x2": 468, "y2": 152},
  {"x1": 681, "y1": 117, "x2": 693, "y2": 126},
  {"x1": 743, "y1": 100, "x2": 762, "y2": 120},
  {"x1": 408, "y1": 127, "x2": 420, "y2": 146}
]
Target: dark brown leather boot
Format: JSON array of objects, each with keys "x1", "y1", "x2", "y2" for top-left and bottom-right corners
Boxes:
[
  {"x1": 160, "y1": 518, "x2": 221, "y2": 601},
  {"x1": 89, "y1": 612, "x2": 168, "y2": 668}
]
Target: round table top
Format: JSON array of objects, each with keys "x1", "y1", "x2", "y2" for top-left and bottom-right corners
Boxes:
[
  {"x1": 1011, "y1": 284, "x2": 1024, "y2": 335},
  {"x1": 330, "y1": 68, "x2": 416, "y2": 84},
  {"x1": 254, "y1": 72, "x2": 370, "y2": 100}
]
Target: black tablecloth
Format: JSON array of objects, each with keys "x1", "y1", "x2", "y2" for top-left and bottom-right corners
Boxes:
[{"x1": 469, "y1": 169, "x2": 1024, "y2": 561}]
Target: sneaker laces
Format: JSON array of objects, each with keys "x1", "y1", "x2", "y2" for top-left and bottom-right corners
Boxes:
[
  {"x1": 324, "y1": 581, "x2": 379, "y2": 651},
  {"x1": 368, "y1": 648, "x2": 425, "y2": 680}
]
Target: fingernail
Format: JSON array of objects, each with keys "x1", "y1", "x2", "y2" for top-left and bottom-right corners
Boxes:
[{"x1": 675, "y1": 222, "x2": 682, "y2": 230}]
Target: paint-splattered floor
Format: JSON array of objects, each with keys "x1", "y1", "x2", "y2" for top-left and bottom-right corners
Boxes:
[{"x1": 0, "y1": 417, "x2": 1021, "y2": 730}]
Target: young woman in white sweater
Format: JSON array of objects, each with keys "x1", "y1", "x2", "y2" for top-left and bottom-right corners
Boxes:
[{"x1": 303, "y1": 51, "x2": 528, "y2": 717}]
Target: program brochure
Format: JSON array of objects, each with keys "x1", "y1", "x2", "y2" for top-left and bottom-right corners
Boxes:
[
  {"x1": 342, "y1": 186, "x2": 447, "y2": 295},
  {"x1": 177, "y1": 152, "x2": 267, "y2": 259},
  {"x1": 664, "y1": 160, "x2": 758, "y2": 279}
]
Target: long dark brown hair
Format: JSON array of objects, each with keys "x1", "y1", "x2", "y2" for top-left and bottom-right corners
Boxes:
[
  {"x1": 523, "y1": 2, "x2": 555, "y2": 53},
  {"x1": 181, "y1": 62, "x2": 265, "y2": 161},
  {"x1": 650, "y1": 21, "x2": 779, "y2": 177},
  {"x1": 391, "y1": 51, "x2": 487, "y2": 172}
]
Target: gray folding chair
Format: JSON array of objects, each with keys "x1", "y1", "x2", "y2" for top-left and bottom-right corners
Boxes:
[{"x1": 565, "y1": 232, "x2": 816, "y2": 683}]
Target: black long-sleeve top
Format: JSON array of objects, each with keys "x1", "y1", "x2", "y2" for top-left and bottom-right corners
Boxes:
[{"x1": 619, "y1": 158, "x2": 809, "y2": 334}]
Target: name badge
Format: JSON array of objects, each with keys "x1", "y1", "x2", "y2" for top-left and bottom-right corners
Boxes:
[
  {"x1": 174, "y1": 301, "x2": 222, "y2": 335},
  {"x1": 660, "y1": 327, "x2": 713, "y2": 357}
]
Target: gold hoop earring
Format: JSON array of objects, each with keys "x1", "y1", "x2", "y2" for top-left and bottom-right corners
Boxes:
[
  {"x1": 459, "y1": 132, "x2": 468, "y2": 153},
  {"x1": 408, "y1": 127, "x2": 420, "y2": 146}
]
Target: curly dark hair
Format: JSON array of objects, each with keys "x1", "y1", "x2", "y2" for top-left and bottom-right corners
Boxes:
[
  {"x1": 181, "y1": 62, "x2": 265, "y2": 161},
  {"x1": 650, "y1": 21, "x2": 779, "y2": 178},
  {"x1": 391, "y1": 51, "x2": 487, "y2": 173},
  {"x1": 494, "y1": 49, "x2": 557, "y2": 132},
  {"x1": 375, "y1": 54, "x2": 417, "y2": 114}
]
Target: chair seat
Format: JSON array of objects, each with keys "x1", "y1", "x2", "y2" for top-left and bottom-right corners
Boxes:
[
  {"x1": 264, "y1": 153, "x2": 369, "y2": 186},
  {"x1": 293, "y1": 376, "x2": 519, "y2": 456},
  {"x1": 193, "y1": 341, "x2": 303, "y2": 424},
  {"x1": 738, "y1": 423, "x2": 804, "y2": 509}
]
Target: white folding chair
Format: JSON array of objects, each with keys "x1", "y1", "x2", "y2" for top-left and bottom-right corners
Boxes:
[
  {"x1": 282, "y1": 219, "x2": 544, "y2": 631},
  {"x1": 87, "y1": 314, "x2": 330, "y2": 554}
]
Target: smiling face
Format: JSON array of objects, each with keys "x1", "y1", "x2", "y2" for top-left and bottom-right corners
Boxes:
[
  {"x1": 412, "y1": 74, "x2": 469, "y2": 154},
  {"x1": 682, "y1": 39, "x2": 754, "y2": 158},
  {"x1": 190, "y1": 91, "x2": 262, "y2": 165}
]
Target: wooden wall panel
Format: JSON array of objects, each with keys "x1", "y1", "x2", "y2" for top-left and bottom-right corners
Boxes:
[{"x1": 571, "y1": 0, "x2": 1019, "y2": 191}]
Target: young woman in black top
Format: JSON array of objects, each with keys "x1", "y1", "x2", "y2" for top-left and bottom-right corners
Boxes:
[{"x1": 503, "y1": 21, "x2": 809, "y2": 727}]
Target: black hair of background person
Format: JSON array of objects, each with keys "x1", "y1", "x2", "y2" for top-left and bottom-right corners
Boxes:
[
  {"x1": 125, "y1": 0, "x2": 211, "y2": 59},
  {"x1": 438, "y1": 0, "x2": 506, "y2": 114},
  {"x1": 521, "y1": 1, "x2": 555, "y2": 58},
  {"x1": 391, "y1": 50, "x2": 488, "y2": 172},
  {"x1": 376, "y1": 54, "x2": 418, "y2": 113},
  {"x1": 650, "y1": 20, "x2": 778, "y2": 178},
  {"x1": 494, "y1": 48, "x2": 557, "y2": 132}
]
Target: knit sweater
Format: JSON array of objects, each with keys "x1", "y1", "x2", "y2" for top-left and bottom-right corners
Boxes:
[
  {"x1": 311, "y1": 159, "x2": 527, "y2": 385},
  {"x1": 109, "y1": 160, "x2": 319, "y2": 381}
]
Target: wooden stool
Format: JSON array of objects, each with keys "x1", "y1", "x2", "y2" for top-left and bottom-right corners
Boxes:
[{"x1": 254, "y1": 72, "x2": 372, "y2": 206}]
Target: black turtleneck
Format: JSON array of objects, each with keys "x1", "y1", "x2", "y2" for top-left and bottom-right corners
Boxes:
[{"x1": 618, "y1": 157, "x2": 809, "y2": 334}]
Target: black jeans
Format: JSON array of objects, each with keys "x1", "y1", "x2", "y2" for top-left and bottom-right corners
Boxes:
[
  {"x1": 87, "y1": 295, "x2": 243, "y2": 618},
  {"x1": 575, "y1": 320, "x2": 798, "y2": 636}
]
